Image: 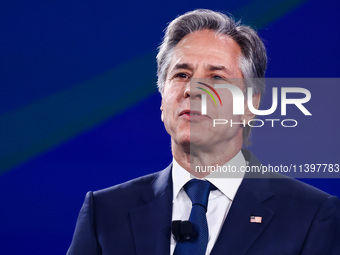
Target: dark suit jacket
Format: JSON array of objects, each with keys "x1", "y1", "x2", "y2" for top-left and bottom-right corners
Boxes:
[{"x1": 67, "y1": 150, "x2": 340, "y2": 254}]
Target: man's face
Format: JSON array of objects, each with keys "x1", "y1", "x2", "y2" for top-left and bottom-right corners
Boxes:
[{"x1": 161, "y1": 29, "x2": 257, "y2": 152}]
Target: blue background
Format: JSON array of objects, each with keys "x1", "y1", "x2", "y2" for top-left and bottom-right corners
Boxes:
[{"x1": 0, "y1": 0, "x2": 339, "y2": 254}]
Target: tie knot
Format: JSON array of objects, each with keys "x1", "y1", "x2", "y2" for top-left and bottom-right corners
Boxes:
[{"x1": 184, "y1": 179, "x2": 212, "y2": 211}]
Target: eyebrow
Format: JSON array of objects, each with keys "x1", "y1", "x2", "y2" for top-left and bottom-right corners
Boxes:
[
  {"x1": 170, "y1": 63, "x2": 234, "y2": 76},
  {"x1": 171, "y1": 63, "x2": 194, "y2": 72},
  {"x1": 206, "y1": 64, "x2": 232, "y2": 74}
]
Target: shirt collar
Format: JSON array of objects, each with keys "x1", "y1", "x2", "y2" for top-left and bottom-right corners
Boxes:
[{"x1": 172, "y1": 150, "x2": 246, "y2": 202}]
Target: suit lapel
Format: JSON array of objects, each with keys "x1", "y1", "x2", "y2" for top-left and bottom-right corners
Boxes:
[
  {"x1": 129, "y1": 151, "x2": 275, "y2": 255},
  {"x1": 211, "y1": 150, "x2": 275, "y2": 255},
  {"x1": 129, "y1": 165, "x2": 173, "y2": 255},
  {"x1": 211, "y1": 178, "x2": 275, "y2": 255}
]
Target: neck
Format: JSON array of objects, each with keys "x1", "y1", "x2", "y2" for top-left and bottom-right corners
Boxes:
[{"x1": 172, "y1": 138, "x2": 243, "y2": 178}]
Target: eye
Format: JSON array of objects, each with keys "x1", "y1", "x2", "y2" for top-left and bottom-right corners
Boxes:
[
  {"x1": 212, "y1": 75, "x2": 223, "y2": 80},
  {"x1": 173, "y1": 72, "x2": 190, "y2": 80},
  {"x1": 172, "y1": 73, "x2": 190, "y2": 82}
]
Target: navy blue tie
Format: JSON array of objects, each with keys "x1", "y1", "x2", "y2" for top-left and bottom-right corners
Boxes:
[{"x1": 174, "y1": 179, "x2": 212, "y2": 255}]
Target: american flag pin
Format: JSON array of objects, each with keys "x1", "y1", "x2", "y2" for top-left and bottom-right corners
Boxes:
[{"x1": 250, "y1": 216, "x2": 262, "y2": 223}]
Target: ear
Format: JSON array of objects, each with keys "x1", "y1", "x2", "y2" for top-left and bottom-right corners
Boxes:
[
  {"x1": 160, "y1": 100, "x2": 164, "y2": 122},
  {"x1": 243, "y1": 93, "x2": 261, "y2": 122}
]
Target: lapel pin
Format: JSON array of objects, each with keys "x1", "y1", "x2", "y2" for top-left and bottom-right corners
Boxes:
[{"x1": 250, "y1": 216, "x2": 262, "y2": 223}]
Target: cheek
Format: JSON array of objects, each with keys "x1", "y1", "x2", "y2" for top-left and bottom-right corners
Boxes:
[
  {"x1": 162, "y1": 91, "x2": 179, "y2": 112},
  {"x1": 214, "y1": 95, "x2": 235, "y2": 118}
]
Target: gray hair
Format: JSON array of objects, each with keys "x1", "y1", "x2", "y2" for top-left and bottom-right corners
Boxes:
[{"x1": 156, "y1": 9, "x2": 267, "y2": 145}]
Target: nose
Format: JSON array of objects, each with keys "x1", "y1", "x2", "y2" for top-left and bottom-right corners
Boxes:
[
  {"x1": 183, "y1": 80, "x2": 206, "y2": 102},
  {"x1": 183, "y1": 69, "x2": 206, "y2": 99},
  {"x1": 183, "y1": 82, "x2": 190, "y2": 98}
]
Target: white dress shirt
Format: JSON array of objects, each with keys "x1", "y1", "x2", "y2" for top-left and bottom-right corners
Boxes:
[{"x1": 170, "y1": 151, "x2": 246, "y2": 255}]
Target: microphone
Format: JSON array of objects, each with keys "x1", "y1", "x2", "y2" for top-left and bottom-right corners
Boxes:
[{"x1": 171, "y1": 220, "x2": 197, "y2": 242}]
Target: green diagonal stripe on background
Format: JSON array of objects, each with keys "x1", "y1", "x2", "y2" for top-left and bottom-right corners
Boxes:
[
  {"x1": 0, "y1": 53, "x2": 157, "y2": 173},
  {"x1": 0, "y1": 0, "x2": 307, "y2": 173},
  {"x1": 234, "y1": 0, "x2": 308, "y2": 28}
]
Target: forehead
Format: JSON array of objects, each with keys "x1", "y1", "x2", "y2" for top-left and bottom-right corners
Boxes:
[{"x1": 170, "y1": 29, "x2": 242, "y2": 70}]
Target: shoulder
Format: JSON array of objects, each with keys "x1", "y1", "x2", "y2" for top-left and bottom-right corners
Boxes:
[
  {"x1": 269, "y1": 175, "x2": 332, "y2": 204},
  {"x1": 93, "y1": 171, "x2": 159, "y2": 200},
  {"x1": 252, "y1": 172, "x2": 340, "y2": 220},
  {"x1": 241, "y1": 149, "x2": 338, "y2": 211},
  {"x1": 242, "y1": 149, "x2": 333, "y2": 201},
  {"x1": 84, "y1": 164, "x2": 172, "y2": 215}
]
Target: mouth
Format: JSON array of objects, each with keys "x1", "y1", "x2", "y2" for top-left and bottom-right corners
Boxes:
[
  {"x1": 179, "y1": 110, "x2": 210, "y2": 120},
  {"x1": 180, "y1": 110, "x2": 201, "y2": 116}
]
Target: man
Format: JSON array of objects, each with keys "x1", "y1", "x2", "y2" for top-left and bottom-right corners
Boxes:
[{"x1": 67, "y1": 9, "x2": 340, "y2": 254}]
